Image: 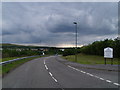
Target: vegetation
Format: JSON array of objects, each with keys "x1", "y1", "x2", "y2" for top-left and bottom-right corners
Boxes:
[
  {"x1": 44, "y1": 47, "x2": 63, "y2": 55},
  {"x1": 62, "y1": 54, "x2": 119, "y2": 65},
  {"x1": 63, "y1": 48, "x2": 80, "y2": 56},
  {"x1": 2, "y1": 56, "x2": 41, "y2": 75},
  {"x1": 1, "y1": 57, "x2": 25, "y2": 62},
  {"x1": 2, "y1": 49, "x2": 40, "y2": 58},
  {"x1": 80, "y1": 38, "x2": 120, "y2": 58},
  {"x1": 2, "y1": 43, "x2": 65, "y2": 58},
  {"x1": 63, "y1": 38, "x2": 120, "y2": 58}
]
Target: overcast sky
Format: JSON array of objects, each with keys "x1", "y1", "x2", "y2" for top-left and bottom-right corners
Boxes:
[{"x1": 2, "y1": 2, "x2": 118, "y2": 47}]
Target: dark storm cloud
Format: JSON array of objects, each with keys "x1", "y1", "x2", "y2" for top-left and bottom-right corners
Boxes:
[
  {"x1": 2, "y1": 2, "x2": 118, "y2": 46},
  {"x1": 50, "y1": 24, "x2": 74, "y2": 33}
]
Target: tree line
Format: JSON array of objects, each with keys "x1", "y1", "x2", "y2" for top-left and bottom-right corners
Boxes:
[
  {"x1": 2, "y1": 49, "x2": 41, "y2": 58},
  {"x1": 63, "y1": 38, "x2": 120, "y2": 58}
]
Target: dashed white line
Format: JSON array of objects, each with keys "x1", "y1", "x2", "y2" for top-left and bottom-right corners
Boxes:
[
  {"x1": 44, "y1": 60, "x2": 45, "y2": 65},
  {"x1": 52, "y1": 76, "x2": 58, "y2": 82},
  {"x1": 81, "y1": 71, "x2": 86, "y2": 74},
  {"x1": 86, "y1": 73, "x2": 90, "y2": 75},
  {"x1": 94, "y1": 75, "x2": 100, "y2": 78},
  {"x1": 67, "y1": 65, "x2": 120, "y2": 87},
  {"x1": 45, "y1": 65, "x2": 48, "y2": 70},
  {"x1": 106, "y1": 80, "x2": 112, "y2": 83},
  {"x1": 86, "y1": 73, "x2": 94, "y2": 77},
  {"x1": 75, "y1": 69, "x2": 80, "y2": 71},
  {"x1": 99, "y1": 78, "x2": 105, "y2": 80},
  {"x1": 80, "y1": 70, "x2": 84, "y2": 73},
  {"x1": 44, "y1": 60, "x2": 58, "y2": 83},
  {"x1": 49, "y1": 72, "x2": 53, "y2": 77},
  {"x1": 113, "y1": 83, "x2": 120, "y2": 86}
]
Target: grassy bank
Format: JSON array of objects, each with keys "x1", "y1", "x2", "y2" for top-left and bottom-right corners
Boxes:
[
  {"x1": 62, "y1": 54, "x2": 119, "y2": 65},
  {"x1": 1, "y1": 56, "x2": 42, "y2": 75},
  {"x1": 0, "y1": 56, "x2": 25, "y2": 62}
]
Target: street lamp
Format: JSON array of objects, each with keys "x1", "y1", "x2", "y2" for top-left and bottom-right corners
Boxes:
[{"x1": 73, "y1": 22, "x2": 77, "y2": 62}]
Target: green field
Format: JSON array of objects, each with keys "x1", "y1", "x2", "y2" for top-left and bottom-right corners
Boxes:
[
  {"x1": 62, "y1": 54, "x2": 119, "y2": 65},
  {"x1": 1, "y1": 56, "x2": 42, "y2": 75}
]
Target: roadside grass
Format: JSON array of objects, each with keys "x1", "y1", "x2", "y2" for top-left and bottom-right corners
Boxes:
[
  {"x1": 0, "y1": 57, "x2": 24, "y2": 62},
  {"x1": 1, "y1": 56, "x2": 42, "y2": 76},
  {"x1": 62, "y1": 53, "x2": 119, "y2": 65}
]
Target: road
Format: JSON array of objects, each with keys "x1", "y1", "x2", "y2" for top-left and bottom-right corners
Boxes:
[{"x1": 2, "y1": 56, "x2": 119, "y2": 88}]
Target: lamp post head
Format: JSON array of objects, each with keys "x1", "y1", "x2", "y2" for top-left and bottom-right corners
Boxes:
[{"x1": 73, "y1": 22, "x2": 77, "y2": 24}]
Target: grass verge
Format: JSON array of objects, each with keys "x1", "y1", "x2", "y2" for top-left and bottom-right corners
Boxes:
[
  {"x1": 62, "y1": 53, "x2": 119, "y2": 65},
  {"x1": 1, "y1": 56, "x2": 42, "y2": 76},
  {"x1": 0, "y1": 56, "x2": 25, "y2": 62}
]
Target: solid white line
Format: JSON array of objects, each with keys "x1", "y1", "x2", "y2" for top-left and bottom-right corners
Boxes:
[
  {"x1": 49, "y1": 72, "x2": 53, "y2": 77},
  {"x1": 113, "y1": 83, "x2": 120, "y2": 86},
  {"x1": 45, "y1": 65, "x2": 48, "y2": 70}
]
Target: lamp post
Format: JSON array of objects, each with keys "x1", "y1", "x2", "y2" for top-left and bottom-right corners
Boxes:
[{"x1": 73, "y1": 22, "x2": 77, "y2": 62}]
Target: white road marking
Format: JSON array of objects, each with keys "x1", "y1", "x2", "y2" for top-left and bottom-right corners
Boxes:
[
  {"x1": 44, "y1": 60, "x2": 58, "y2": 83},
  {"x1": 106, "y1": 80, "x2": 112, "y2": 83},
  {"x1": 45, "y1": 65, "x2": 48, "y2": 70},
  {"x1": 86, "y1": 73, "x2": 90, "y2": 75},
  {"x1": 86, "y1": 73, "x2": 94, "y2": 76},
  {"x1": 81, "y1": 71, "x2": 86, "y2": 74},
  {"x1": 80, "y1": 71, "x2": 84, "y2": 73},
  {"x1": 52, "y1": 76, "x2": 58, "y2": 82},
  {"x1": 44, "y1": 60, "x2": 45, "y2": 65},
  {"x1": 113, "y1": 83, "x2": 120, "y2": 86},
  {"x1": 67, "y1": 65, "x2": 119, "y2": 87},
  {"x1": 75, "y1": 69, "x2": 80, "y2": 71},
  {"x1": 99, "y1": 78, "x2": 105, "y2": 80},
  {"x1": 94, "y1": 75, "x2": 100, "y2": 78},
  {"x1": 49, "y1": 72, "x2": 53, "y2": 77}
]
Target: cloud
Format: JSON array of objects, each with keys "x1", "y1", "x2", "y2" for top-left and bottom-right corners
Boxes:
[{"x1": 2, "y1": 2, "x2": 118, "y2": 46}]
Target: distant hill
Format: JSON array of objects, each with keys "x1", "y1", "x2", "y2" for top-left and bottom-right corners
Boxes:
[
  {"x1": 2, "y1": 43, "x2": 48, "y2": 49},
  {"x1": 1, "y1": 43, "x2": 72, "y2": 49}
]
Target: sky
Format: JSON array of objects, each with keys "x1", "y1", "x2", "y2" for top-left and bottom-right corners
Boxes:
[{"x1": 1, "y1": 2, "x2": 118, "y2": 47}]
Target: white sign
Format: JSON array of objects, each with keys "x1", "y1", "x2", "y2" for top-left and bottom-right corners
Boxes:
[
  {"x1": 43, "y1": 52, "x2": 45, "y2": 55},
  {"x1": 104, "y1": 47, "x2": 113, "y2": 58}
]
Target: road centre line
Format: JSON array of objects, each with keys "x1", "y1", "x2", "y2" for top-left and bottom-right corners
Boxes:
[
  {"x1": 44, "y1": 60, "x2": 45, "y2": 65},
  {"x1": 52, "y1": 76, "x2": 58, "y2": 82},
  {"x1": 49, "y1": 72, "x2": 53, "y2": 77},
  {"x1": 99, "y1": 78, "x2": 105, "y2": 80},
  {"x1": 45, "y1": 65, "x2": 48, "y2": 70},
  {"x1": 113, "y1": 83, "x2": 120, "y2": 86},
  {"x1": 44, "y1": 59, "x2": 58, "y2": 83},
  {"x1": 67, "y1": 65, "x2": 120, "y2": 86},
  {"x1": 106, "y1": 80, "x2": 112, "y2": 83}
]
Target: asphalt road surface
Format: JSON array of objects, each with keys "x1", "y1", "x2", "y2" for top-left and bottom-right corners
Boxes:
[{"x1": 2, "y1": 56, "x2": 119, "y2": 88}]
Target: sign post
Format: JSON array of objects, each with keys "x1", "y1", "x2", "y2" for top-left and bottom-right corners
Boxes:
[{"x1": 104, "y1": 47, "x2": 113, "y2": 65}]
